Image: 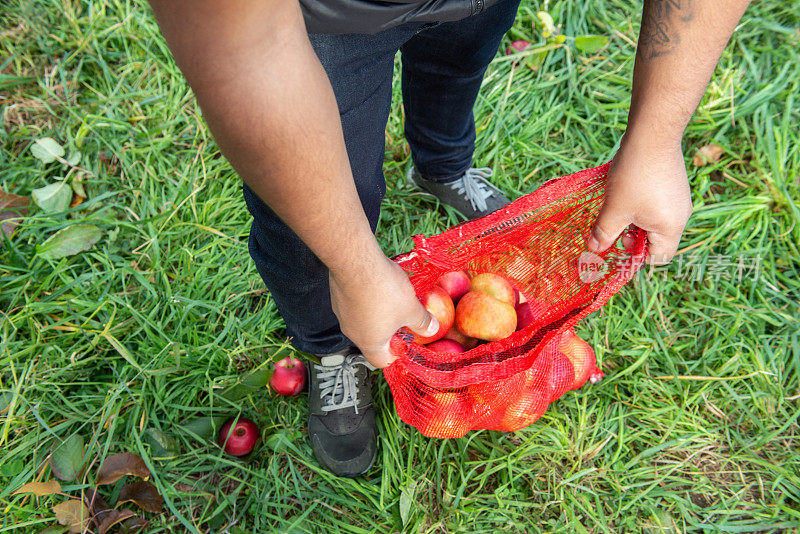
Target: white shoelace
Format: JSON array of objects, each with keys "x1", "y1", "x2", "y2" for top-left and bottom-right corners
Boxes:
[
  {"x1": 449, "y1": 167, "x2": 494, "y2": 212},
  {"x1": 316, "y1": 353, "x2": 375, "y2": 414}
]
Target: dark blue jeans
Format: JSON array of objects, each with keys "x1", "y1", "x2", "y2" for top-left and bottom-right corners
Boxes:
[{"x1": 243, "y1": 0, "x2": 521, "y2": 355}]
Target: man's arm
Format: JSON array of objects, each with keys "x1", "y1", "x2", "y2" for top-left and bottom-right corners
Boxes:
[
  {"x1": 148, "y1": 0, "x2": 437, "y2": 366},
  {"x1": 588, "y1": 0, "x2": 751, "y2": 264}
]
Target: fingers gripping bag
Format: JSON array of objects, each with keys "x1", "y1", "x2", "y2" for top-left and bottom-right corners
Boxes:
[{"x1": 384, "y1": 162, "x2": 648, "y2": 438}]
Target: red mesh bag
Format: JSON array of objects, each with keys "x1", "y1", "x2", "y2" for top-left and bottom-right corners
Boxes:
[{"x1": 384, "y1": 162, "x2": 648, "y2": 437}]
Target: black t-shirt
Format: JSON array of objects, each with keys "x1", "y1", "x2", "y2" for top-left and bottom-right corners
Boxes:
[{"x1": 300, "y1": 0, "x2": 500, "y2": 34}]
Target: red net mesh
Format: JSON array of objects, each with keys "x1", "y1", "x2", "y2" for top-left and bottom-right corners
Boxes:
[{"x1": 384, "y1": 162, "x2": 647, "y2": 437}]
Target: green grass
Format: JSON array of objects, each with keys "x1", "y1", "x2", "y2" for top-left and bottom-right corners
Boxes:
[{"x1": 2, "y1": 0, "x2": 799, "y2": 532}]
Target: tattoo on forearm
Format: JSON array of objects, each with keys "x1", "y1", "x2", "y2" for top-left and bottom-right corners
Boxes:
[{"x1": 639, "y1": 0, "x2": 694, "y2": 59}]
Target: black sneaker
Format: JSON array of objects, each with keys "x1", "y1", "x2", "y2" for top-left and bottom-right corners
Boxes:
[
  {"x1": 307, "y1": 348, "x2": 377, "y2": 477},
  {"x1": 406, "y1": 166, "x2": 510, "y2": 220}
]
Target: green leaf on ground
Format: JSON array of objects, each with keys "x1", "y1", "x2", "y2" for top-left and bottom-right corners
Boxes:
[
  {"x1": 0, "y1": 189, "x2": 30, "y2": 238},
  {"x1": 575, "y1": 35, "x2": 610, "y2": 53},
  {"x1": 49, "y1": 435, "x2": 85, "y2": 482},
  {"x1": 32, "y1": 181, "x2": 72, "y2": 213},
  {"x1": 96, "y1": 453, "x2": 150, "y2": 485},
  {"x1": 38, "y1": 526, "x2": 69, "y2": 534},
  {"x1": 37, "y1": 225, "x2": 102, "y2": 260},
  {"x1": 178, "y1": 416, "x2": 228, "y2": 441},
  {"x1": 220, "y1": 368, "x2": 273, "y2": 402},
  {"x1": 12, "y1": 480, "x2": 62, "y2": 496},
  {"x1": 143, "y1": 428, "x2": 180, "y2": 459},
  {"x1": 31, "y1": 137, "x2": 65, "y2": 164}
]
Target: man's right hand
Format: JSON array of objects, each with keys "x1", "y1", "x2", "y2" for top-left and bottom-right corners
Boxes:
[{"x1": 329, "y1": 252, "x2": 438, "y2": 369}]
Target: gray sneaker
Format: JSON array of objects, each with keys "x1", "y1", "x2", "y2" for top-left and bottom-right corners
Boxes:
[
  {"x1": 406, "y1": 166, "x2": 510, "y2": 220},
  {"x1": 307, "y1": 348, "x2": 378, "y2": 477}
]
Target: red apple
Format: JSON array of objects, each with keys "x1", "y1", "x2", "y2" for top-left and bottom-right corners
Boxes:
[
  {"x1": 270, "y1": 356, "x2": 307, "y2": 396},
  {"x1": 456, "y1": 291, "x2": 516, "y2": 341},
  {"x1": 469, "y1": 273, "x2": 515, "y2": 305},
  {"x1": 499, "y1": 386, "x2": 548, "y2": 430},
  {"x1": 435, "y1": 270, "x2": 471, "y2": 303},
  {"x1": 558, "y1": 330, "x2": 604, "y2": 390},
  {"x1": 417, "y1": 391, "x2": 471, "y2": 439},
  {"x1": 426, "y1": 338, "x2": 464, "y2": 354},
  {"x1": 515, "y1": 302, "x2": 535, "y2": 331},
  {"x1": 414, "y1": 286, "x2": 455, "y2": 344},
  {"x1": 443, "y1": 327, "x2": 480, "y2": 351},
  {"x1": 548, "y1": 352, "x2": 575, "y2": 402},
  {"x1": 218, "y1": 417, "x2": 259, "y2": 456}
]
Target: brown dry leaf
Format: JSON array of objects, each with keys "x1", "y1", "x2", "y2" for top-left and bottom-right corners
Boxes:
[
  {"x1": 86, "y1": 488, "x2": 113, "y2": 524},
  {"x1": 97, "y1": 509, "x2": 137, "y2": 534},
  {"x1": 12, "y1": 480, "x2": 62, "y2": 497},
  {"x1": 118, "y1": 481, "x2": 163, "y2": 513},
  {"x1": 120, "y1": 516, "x2": 149, "y2": 533},
  {"x1": 693, "y1": 144, "x2": 724, "y2": 166},
  {"x1": 0, "y1": 188, "x2": 30, "y2": 238},
  {"x1": 96, "y1": 453, "x2": 150, "y2": 486},
  {"x1": 52, "y1": 500, "x2": 90, "y2": 533},
  {"x1": 69, "y1": 193, "x2": 85, "y2": 208}
]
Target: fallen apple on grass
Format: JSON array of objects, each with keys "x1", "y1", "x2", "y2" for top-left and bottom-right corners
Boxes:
[
  {"x1": 270, "y1": 356, "x2": 307, "y2": 396},
  {"x1": 218, "y1": 417, "x2": 259, "y2": 456}
]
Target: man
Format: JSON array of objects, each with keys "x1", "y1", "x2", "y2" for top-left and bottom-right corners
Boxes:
[{"x1": 147, "y1": 0, "x2": 751, "y2": 476}]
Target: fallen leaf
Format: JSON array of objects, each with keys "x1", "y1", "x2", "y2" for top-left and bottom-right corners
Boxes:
[
  {"x1": 118, "y1": 516, "x2": 149, "y2": 533},
  {"x1": 69, "y1": 193, "x2": 85, "y2": 208},
  {"x1": 575, "y1": 35, "x2": 610, "y2": 54},
  {"x1": 31, "y1": 137, "x2": 65, "y2": 164},
  {"x1": 37, "y1": 224, "x2": 102, "y2": 260},
  {"x1": 98, "y1": 509, "x2": 137, "y2": 534},
  {"x1": 32, "y1": 181, "x2": 72, "y2": 213},
  {"x1": 50, "y1": 435, "x2": 85, "y2": 482},
  {"x1": 38, "y1": 525, "x2": 68, "y2": 534},
  {"x1": 86, "y1": 488, "x2": 113, "y2": 524},
  {"x1": 693, "y1": 144, "x2": 724, "y2": 166},
  {"x1": 0, "y1": 189, "x2": 30, "y2": 238},
  {"x1": 12, "y1": 480, "x2": 62, "y2": 497},
  {"x1": 52, "y1": 500, "x2": 90, "y2": 533},
  {"x1": 143, "y1": 428, "x2": 180, "y2": 459},
  {"x1": 96, "y1": 453, "x2": 150, "y2": 486},
  {"x1": 118, "y1": 481, "x2": 163, "y2": 513}
]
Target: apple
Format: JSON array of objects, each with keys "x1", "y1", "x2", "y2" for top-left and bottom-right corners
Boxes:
[
  {"x1": 418, "y1": 391, "x2": 471, "y2": 438},
  {"x1": 443, "y1": 327, "x2": 480, "y2": 351},
  {"x1": 469, "y1": 273, "x2": 515, "y2": 305},
  {"x1": 499, "y1": 386, "x2": 548, "y2": 430},
  {"x1": 426, "y1": 338, "x2": 464, "y2": 354},
  {"x1": 435, "y1": 270, "x2": 471, "y2": 303},
  {"x1": 548, "y1": 352, "x2": 575, "y2": 402},
  {"x1": 414, "y1": 286, "x2": 455, "y2": 344},
  {"x1": 218, "y1": 417, "x2": 259, "y2": 456},
  {"x1": 515, "y1": 302, "x2": 535, "y2": 331},
  {"x1": 455, "y1": 291, "x2": 516, "y2": 341},
  {"x1": 557, "y1": 330, "x2": 604, "y2": 390},
  {"x1": 270, "y1": 356, "x2": 307, "y2": 396}
]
